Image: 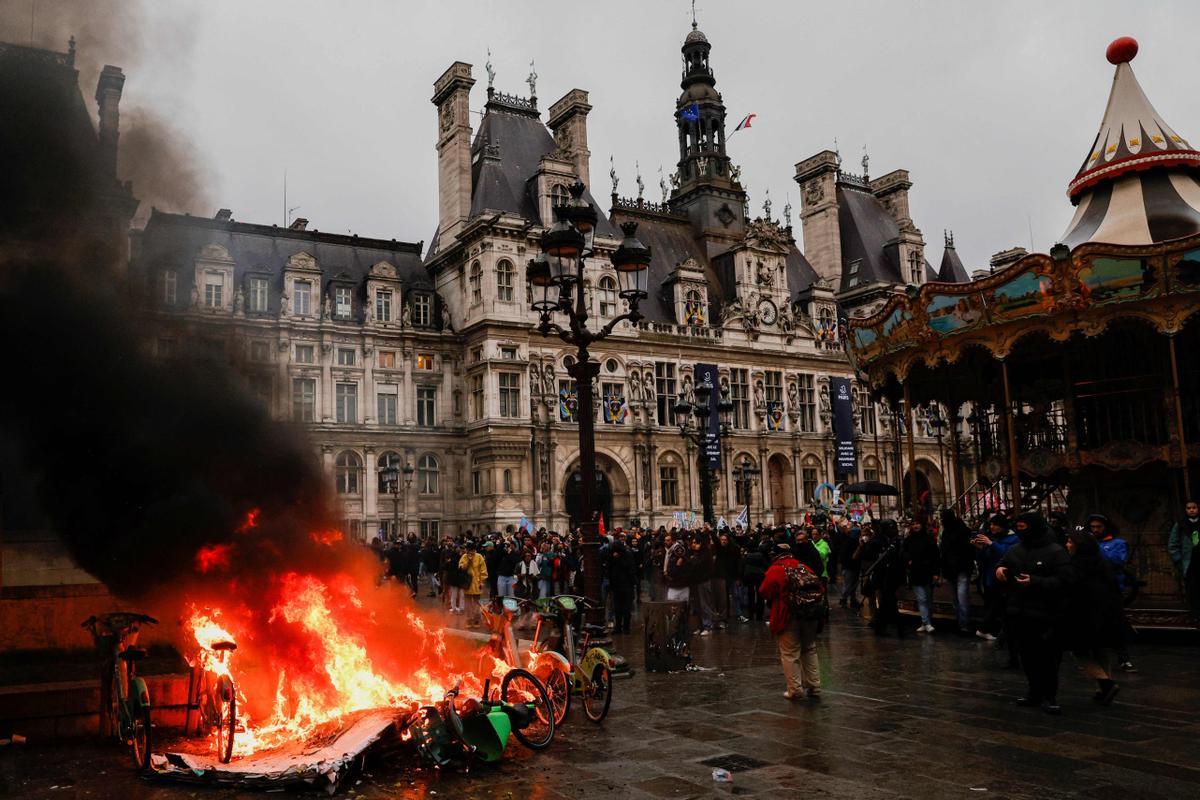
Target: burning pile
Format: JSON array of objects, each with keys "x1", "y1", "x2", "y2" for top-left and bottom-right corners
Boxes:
[{"x1": 178, "y1": 514, "x2": 489, "y2": 760}]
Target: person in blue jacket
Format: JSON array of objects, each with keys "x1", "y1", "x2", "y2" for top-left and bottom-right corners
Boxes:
[
  {"x1": 1087, "y1": 514, "x2": 1136, "y2": 673},
  {"x1": 973, "y1": 514, "x2": 1020, "y2": 648}
]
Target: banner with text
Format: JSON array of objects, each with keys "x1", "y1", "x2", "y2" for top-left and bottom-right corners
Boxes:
[
  {"x1": 831, "y1": 376, "x2": 857, "y2": 475},
  {"x1": 694, "y1": 362, "x2": 722, "y2": 469}
]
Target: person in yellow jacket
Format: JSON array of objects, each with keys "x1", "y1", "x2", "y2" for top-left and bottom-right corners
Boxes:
[{"x1": 459, "y1": 541, "x2": 489, "y2": 627}]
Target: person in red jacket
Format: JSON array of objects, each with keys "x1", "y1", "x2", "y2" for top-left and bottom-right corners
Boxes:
[{"x1": 760, "y1": 543, "x2": 822, "y2": 699}]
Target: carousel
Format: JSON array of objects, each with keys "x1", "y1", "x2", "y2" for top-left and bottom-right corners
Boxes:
[{"x1": 849, "y1": 38, "x2": 1200, "y2": 628}]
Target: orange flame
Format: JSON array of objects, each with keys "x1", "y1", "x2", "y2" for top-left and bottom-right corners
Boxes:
[
  {"x1": 195, "y1": 544, "x2": 232, "y2": 573},
  {"x1": 236, "y1": 508, "x2": 261, "y2": 533},
  {"x1": 309, "y1": 529, "x2": 344, "y2": 547}
]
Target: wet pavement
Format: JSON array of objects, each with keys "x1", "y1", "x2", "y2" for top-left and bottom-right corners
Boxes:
[{"x1": 3, "y1": 601, "x2": 1199, "y2": 799}]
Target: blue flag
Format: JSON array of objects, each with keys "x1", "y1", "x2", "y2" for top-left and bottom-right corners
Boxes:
[
  {"x1": 735, "y1": 506, "x2": 749, "y2": 528},
  {"x1": 681, "y1": 102, "x2": 699, "y2": 122}
]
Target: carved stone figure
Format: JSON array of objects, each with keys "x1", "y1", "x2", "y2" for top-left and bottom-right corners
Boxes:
[
  {"x1": 787, "y1": 381, "x2": 799, "y2": 409},
  {"x1": 191, "y1": 284, "x2": 200, "y2": 307},
  {"x1": 670, "y1": 170, "x2": 680, "y2": 189},
  {"x1": 322, "y1": 294, "x2": 331, "y2": 319},
  {"x1": 730, "y1": 163, "x2": 741, "y2": 183},
  {"x1": 234, "y1": 287, "x2": 244, "y2": 315},
  {"x1": 279, "y1": 289, "x2": 289, "y2": 316},
  {"x1": 401, "y1": 301, "x2": 412, "y2": 328},
  {"x1": 779, "y1": 305, "x2": 795, "y2": 334},
  {"x1": 529, "y1": 365, "x2": 543, "y2": 396},
  {"x1": 543, "y1": 364, "x2": 556, "y2": 393},
  {"x1": 609, "y1": 155, "x2": 619, "y2": 195},
  {"x1": 682, "y1": 374, "x2": 695, "y2": 405},
  {"x1": 804, "y1": 180, "x2": 823, "y2": 206},
  {"x1": 485, "y1": 48, "x2": 495, "y2": 88},
  {"x1": 527, "y1": 60, "x2": 537, "y2": 97},
  {"x1": 629, "y1": 372, "x2": 643, "y2": 402},
  {"x1": 754, "y1": 380, "x2": 765, "y2": 408},
  {"x1": 755, "y1": 260, "x2": 774, "y2": 286},
  {"x1": 643, "y1": 370, "x2": 656, "y2": 402}
]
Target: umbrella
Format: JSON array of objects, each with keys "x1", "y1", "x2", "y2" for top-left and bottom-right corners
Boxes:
[{"x1": 840, "y1": 480, "x2": 900, "y2": 497}]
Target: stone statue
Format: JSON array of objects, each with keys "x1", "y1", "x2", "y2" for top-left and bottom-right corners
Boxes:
[
  {"x1": 719, "y1": 296, "x2": 744, "y2": 327},
  {"x1": 543, "y1": 364, "x2": 556, "y2": 392},
  {"x1": 763, "y1": 189, "x2": 772, "y2": 220},
  {"x1": 783, "y1": 200, "x2": 793, "y2": 228},
  {"x1": 529, "y1": 366, "x2": 542, "y2": 396},
  {"x1": 659, "y1": 166, "x2": 668, "y2": 203},
  {"x1": 234, "y1": 287, "x2": 244, "y2": 315},
  {"x1": 753, "y1": 380, "x2": 765, "y2": 408},
  {"x1": 401, "y1": 301, "x2": 412, "y2": 328},
  {"x1": 696, "y1": 155, "x2": 709, "y2": 175},
  {"x1": 635, "y1": 161, "x2": 644, "y2": 200},
  {"x1": 778, "y1": 305, "x2": 795, "y2": 334},
  {"x1": 190, "y1": 284, "x2": 200, "y2": 307},
  {"x1": 485, "y1": 48, "x2": 495, "y2": 88},
  {"x1": 526, "y1": 59, "x2": 537, "y2": 97},
  {"x1": 670, "y1": 170, "x2": 681, "y2": 189},
  {"x1": 279, "y1": 289, "x2": 289, "y2": 316},
  {"x1": 787, "y1": 380, "x2": 799, "y2": 409},
  {"x1": 363, "y1": 300, "x2": 372, "y2": 323},
  {"x1": 609, "y1": 155, "x2": 618, "y2": 195},
  {"x1": 682, "y1": 374, "x2": 695, "y2": 405},
  {"x1": 730, "y1": 163, "x2": 741, "y2": 183},
  {"x1": 629, "y1": 372, "x2": 642, "y2": 402},
  {"x1": 322, "y1": 294, "x2": 331, "y2": 319},
  {"x1": 643, "y1": 370, "x2": 656, "y2": 402}
]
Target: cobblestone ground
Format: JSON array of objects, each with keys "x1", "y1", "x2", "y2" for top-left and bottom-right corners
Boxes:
[{"x1": 3, "y1": 601, "x2": 1199, "y2": 800}]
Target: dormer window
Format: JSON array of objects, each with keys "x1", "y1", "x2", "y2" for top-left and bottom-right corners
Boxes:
[
  {"x1": 411, "y1": 293, "x2": 430, "y2": 327},
  {"x1": 160, "y1": 270, "x2": 177, "y2": 305},
  {"x1": 908, "y1": 251, "x2": 923, "y2": 284},
  {"x1": 293, "y1": 279, "x2": 312, "y2": 316},
  {"x1": 374, "y1": 288, "x2": 391, "y2": 322},
  {"x1": 335, "y1": 287, "x2": 353, "y2": 319},
  {"x1": 203, "y1": 274, "x2": 224, "y2": 308},
  {"x1": 249, "y1": 277, "x2": 269, "y2": 313},
  {"x1": 550, "y1": 183, "x2": 570, "y2": 208},
  {"x1": 598, "y1": 276, "x2": 617, "y2": 316}
]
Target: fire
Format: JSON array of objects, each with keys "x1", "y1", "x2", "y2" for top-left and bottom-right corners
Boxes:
[
  {"x1": 183, "y1": 561, "x2": 484, "y2": 759},
  {"x1": 309, "y1": 529, "x2": 344, "y2": 546},
  {"x1": 195, "y1": 544, "x2": 232, "y2": 573},
  {"x1": 236, "y1": 508, "x2": 260, "y2": 533}
]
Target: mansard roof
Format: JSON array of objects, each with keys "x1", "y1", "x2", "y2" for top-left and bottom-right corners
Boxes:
[
  {"x1": 138, "y1": 211, "x2": 429, "y2": 314},
  {"x1": 836, "y1": 182, "x2": 905, "y2": 289},
  {"x1": 936, "y1": 242, "x2": 970, "y2": 283}
]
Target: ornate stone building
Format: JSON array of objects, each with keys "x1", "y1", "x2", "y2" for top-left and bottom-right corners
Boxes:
[{"x1": 131, "y1": 24, "x2": 966, "y2": 540}]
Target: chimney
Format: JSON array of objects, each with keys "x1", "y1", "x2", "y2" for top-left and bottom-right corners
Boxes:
[
  {"x1": 289, "y1": 217, "x2": 309, "y2": 231},
  {"x1": 214, "y1": 208, "x2": 233, "y2": 222},
  {"x1": 793, "y1": 150, "x2": 843, "y2": 286},
  {"x1": 989, "y1": 247, "x2": 1028, "y2": 273},
  {"x1": 547, "y1": 89, "x2": 593, "y2": 188},
  {"x1": 869, "y1": 169, "x2": 913, "y2": 228},
  {"x1": 95, "y1": 65, "x2": 126, "y2": 179},
  {"x1": 431, "y1": 62, "x2": 476, "y2": 253}
]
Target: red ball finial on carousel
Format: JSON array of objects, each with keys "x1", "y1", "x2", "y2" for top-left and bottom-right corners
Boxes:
[{"x1": 1106, "y1": 36, "x2": 1138, "y2": 65}]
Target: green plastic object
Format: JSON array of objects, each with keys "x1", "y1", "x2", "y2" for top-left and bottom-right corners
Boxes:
[{"x1": 460, "y1": 708, "x2": 511, "y2": 762}]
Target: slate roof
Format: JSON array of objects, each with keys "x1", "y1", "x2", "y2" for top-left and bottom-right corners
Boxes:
[
  {"x1": 137, "y1": 211, "x2": 428, "y2": 320},
  {"x1": 936, "y1": 244, "x2": 970, "y2": 283},
  {"x1": 836, "y1": 183, "x2": 904, "y2": 289}
]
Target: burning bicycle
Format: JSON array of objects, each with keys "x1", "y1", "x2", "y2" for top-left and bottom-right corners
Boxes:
[
  {"x1": 81, "y1": 612, "x2": 159, "y2": 771},
  {"x1": 185, "y1": 613, "x2": 239, "y2": 763}
]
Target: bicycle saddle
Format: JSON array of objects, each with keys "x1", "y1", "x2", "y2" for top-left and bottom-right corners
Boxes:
[
  {"x1": 500, "y1": 701, "x2": 533, "y2": 729},
  {"x1": 118, "y1": 647, "x2": 148, "y2": 661},
  {"x1": 581, "y1": 623, "x2": 608, "y2": 634},
  {"x1": 211, "y1": 641, "x2": 237, "y2": 652}
]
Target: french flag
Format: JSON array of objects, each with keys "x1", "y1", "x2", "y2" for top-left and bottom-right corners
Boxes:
[{"x1": 734, "y1": 113, "x2": 756, "y2": 132}]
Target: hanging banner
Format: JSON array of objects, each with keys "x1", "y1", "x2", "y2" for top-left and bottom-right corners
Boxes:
[
  {"x1": 766, "y1": 400, "x2": 785, "y2": 431},
  {"x1": 558, "y1": 387, "x2": 578, "y2": 422},
  {"x1": 694, "y1": 363, "x2": 722, "y2": 469},
  {"x1": 831, "y1": 376, "x2": 857, "y2": 475}
]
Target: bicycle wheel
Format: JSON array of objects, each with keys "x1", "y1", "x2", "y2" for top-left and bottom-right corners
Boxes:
[
  {"x1": 542, "y1": 667, "x2": 570, "y2": 726},
  {"x1": 215, "y1": 678, "x2": 236, "y2": 764},
  {"x1": 500, "y1": 668, "x2": 554, "y2": 750},
  {"x1": 130, "y1": 703, "x2": 152, "y2": 771},
  {"x1": 582, "y1": 664, "x2": 612, "y2": 723}
]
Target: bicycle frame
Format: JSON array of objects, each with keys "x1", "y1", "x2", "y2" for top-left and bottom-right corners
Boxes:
[
  {"x1": 531, "y1": 597, "x2": 613, "y2": 691},
  {"x1": 482, "y1": 598, "x2": 570, "y2": 683}
]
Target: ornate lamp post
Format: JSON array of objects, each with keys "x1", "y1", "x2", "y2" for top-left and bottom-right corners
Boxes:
[
  {"x1": 927, "y1": 404, "x2": 948, "y2": 506},
  {"x1": 528, "y1": 180, "x2": 651, "y2": 618},
  {"x1": 732, "y1": 454, "x2": 760, "y2": 529},
  {"x1": 379, "y1": 460, "x2": 415, "y2": 539},
  {"x1": 672, "y1": 374, "x2": 734, "y2": 524}
]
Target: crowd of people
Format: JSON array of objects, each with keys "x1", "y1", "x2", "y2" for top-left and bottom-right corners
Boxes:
[{"x1": 369, "y1": 498, "x2": 1198, "y2": 715}]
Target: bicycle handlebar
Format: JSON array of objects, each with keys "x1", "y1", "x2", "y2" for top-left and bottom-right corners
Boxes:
[{"x1": 81, "y1": 612, "x2": 159, "y2": 633}]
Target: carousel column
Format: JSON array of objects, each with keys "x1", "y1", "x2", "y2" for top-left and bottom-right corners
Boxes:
[
  {"x1": 1168, "y1": 334, "x2": 1193, "y2": 498},
  {"x1": 902, "y1": 384, "x2": 918, "y2": 514},
  {"x1": 1000, "y1": 359, "x2": 1023, "y2": 509}
]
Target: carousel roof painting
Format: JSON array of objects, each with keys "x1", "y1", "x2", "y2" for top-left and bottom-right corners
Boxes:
[{"x1": 849, "y1": 37, "x2": 1200, "y2": 383}]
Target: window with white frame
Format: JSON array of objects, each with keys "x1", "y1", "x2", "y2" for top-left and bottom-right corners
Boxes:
[
  {"x1": 598, "y1": 276, "x2": 617, "y2": 316},
  {"x1": 378, "y1": 350, "x2": 396, "y2": 369},
  {"x1": 160, "y1": 270, "x2": 177, "y2": 305},
  {"x1": 419, "y1": 520, "x2": 440, "y2": 539},
  {"x1": 855, "y1": 386, "x2": 877, "y2": 435},
  {"x1": 294, "y1": 343, "x2": 315, "y2": 364},
  {"x1": 249, "y1": 277, "x2": 268, "y2": 312},
  {"x1": 655, "y1": 362, "x2": 677, "y2": 426},
  {"x1": 335, "y1": 382, "x2": 357, "y2": 423},
  {"x1": 292, "y1": 378, "x2": 316, "y2": 421},
  {"x1": 802, "y1": 464, "x2": 820, "y2": 506},
  {"x1": 377, "y1": 385, "x2": 398, "y2": 425},
  {"x1": 417, "y1": 386, "x2": 436, "y2": 428},
  {"x1": 416, "y1": 353, "x2": 435, "y2": 370},
  {"x1": 418, "y1": 454, "x2": 439, "y2": 495},
  {"x1": 497, "y1": 260, "x2": 515, "y2": 302},
  {"x1": 337, "y1": 348, "x2": 356, "y2": 366},
  {"x1": 204, "y1": 275, "x2": 224, "y2": 308},
  {"x1": 374, "y1": 289, "x2": 392, "y2": 322},
  {"x1": 336, "y1": 451, "x2": 361, "y2": 495},
  {"x1": 550, "y1": 183, "x2": 570, "y2": 208},
  {"x1": 293, "y1": 279, "x2": 312, "y2": 315},
  {"x1": 908, "y1": 251, "x2": 923, "y2": 284},
  {"x1": 335, "y1": 286, "x2": 353, "y2": 319},
  {"x1": 413, "y1": 293, "x2": 432, "y2": 327}
]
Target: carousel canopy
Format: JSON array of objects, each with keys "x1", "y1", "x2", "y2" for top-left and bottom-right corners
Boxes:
[{"x1": 1062, "y1": 37, "x2": 1200, "y2": 247}]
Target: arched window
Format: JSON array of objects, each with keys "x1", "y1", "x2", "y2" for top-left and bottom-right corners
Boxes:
[
  {"x1": 598, "y1": 276, "x2": 617, "y2": 316},
  {"x1": 336, "y1": 450, "x2": 362, "y2": 495},
  {"x1": 496, "y1": 259, "x2": 515, "y2": 302},
  {"x1": 418, "y1": 453, "x2": 440, "y2": 495},
  {"x1": 658, "y1": 456, "x2": 681, "y2": 507},
  {"x1": 469, "y1": 261, "x2": 482, "y2": 303},
  {"x1": 503, "y1": 469, "x2": 513, "y2": 493},
  {"x1": 377, "y1": 451, "x2": 401, "y2": 492},
  {"x1": 550, "y1": 183, "x2": 570, "y2": 208}
]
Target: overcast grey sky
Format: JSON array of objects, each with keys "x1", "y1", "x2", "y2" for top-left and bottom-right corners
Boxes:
[{"x1": 8, "y1": 0, "x2": 1200, "y2": 270}]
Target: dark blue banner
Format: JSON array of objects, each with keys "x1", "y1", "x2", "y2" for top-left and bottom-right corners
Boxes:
[
  {"x1": 831, "y1": 376, "x2": 857, "y2": 475},
  {"x1": 694, "y1": 363, "x2": 721, "y2": 469}
]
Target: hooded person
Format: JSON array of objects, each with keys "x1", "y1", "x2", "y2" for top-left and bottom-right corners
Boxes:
[
  {"x1": 1062, "y1": 530, "x2": 1125, "y2": 705},
  {"x1": 997, "y1": 512, "x2": 1075, "y2": 715},
  {"x1": 759, "y1": 543, "x2": 822, "y2": 700},
  {"x1": 1086, "y1": 513, "x2": 1136, "y2": 672},
  {"x1": 861, "y1": 519, "x2": 906, "y2": 637},
  {"x1": 973, "y1": 513, "x2": 1021, "y2": 645},
  {"x1": 939, "y1": 508, "x2": 977, "y2": 635}
]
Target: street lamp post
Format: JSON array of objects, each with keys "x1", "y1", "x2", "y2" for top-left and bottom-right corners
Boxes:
[
  {"x1": 927, "y1": 404, "x2": 948, "y2": 507},
  {"x1": 379, "y1": 460, "x2": 415, "y2": 540},
  {"x1": 528, "y1": 180, "x2": 651, "y2": 620},
  {"x1": 732, "y1": 454, "x2": 760, "y2": 530},
  {"x1": 672, "y1": 374, "x2": 733, "y2": 524}
]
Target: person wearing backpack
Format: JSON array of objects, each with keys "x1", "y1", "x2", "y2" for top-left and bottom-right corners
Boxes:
[{"x1": 759, "y1": 543, "x2": 824, "y2": 700}]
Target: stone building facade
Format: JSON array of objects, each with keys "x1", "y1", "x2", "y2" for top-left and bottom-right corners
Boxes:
[{"x1": 131, "y1": 24, "x2": 967, "y2": 540}]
